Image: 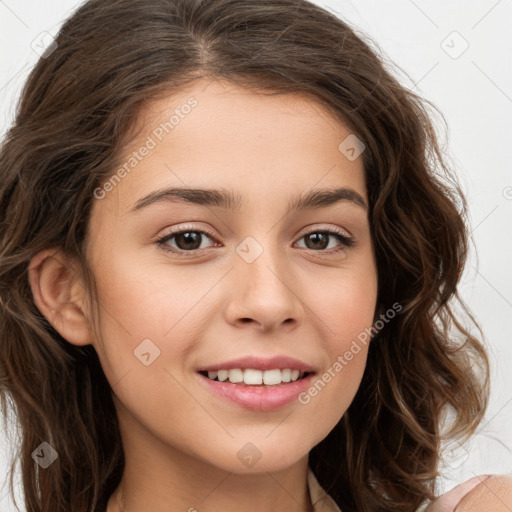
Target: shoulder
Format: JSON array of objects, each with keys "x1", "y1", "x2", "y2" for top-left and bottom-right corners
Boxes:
[
  {"x1": 428, "y1": 474, "x2": 512, "y2": 512},
  {"x1": 455, "y1": 474, "x2": 512, "y2": 511}
]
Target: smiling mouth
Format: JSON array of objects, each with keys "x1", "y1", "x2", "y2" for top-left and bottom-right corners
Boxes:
[{"x1": 198, "y1": 369, "x2": 313, "y2": 386}]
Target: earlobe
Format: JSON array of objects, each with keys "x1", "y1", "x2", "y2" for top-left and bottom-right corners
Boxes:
[{"x1": 28, "y1": 247, "x2": 92, "y2": 347}]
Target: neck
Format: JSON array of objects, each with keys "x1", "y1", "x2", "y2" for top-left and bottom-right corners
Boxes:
[{"x1": 107, "y1": 465, "x2": 314, "y2": 512}]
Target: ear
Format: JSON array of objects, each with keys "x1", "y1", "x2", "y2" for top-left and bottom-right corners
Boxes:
[{"x1": 28, "y1": 247, "x2": 93, "y2": 346}]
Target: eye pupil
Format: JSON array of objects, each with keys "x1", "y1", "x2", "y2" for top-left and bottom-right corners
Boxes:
[
  {"x1": 305, "y1": 232, "x2": 329, "y2": 250},
  {"x1": 176, "y1": 232, "x2": 202, "y2": 250}
]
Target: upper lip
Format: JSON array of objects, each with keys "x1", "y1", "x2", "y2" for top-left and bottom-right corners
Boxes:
[{"x1": 197, "y1": 355, "x2": 316, "y2": 373}]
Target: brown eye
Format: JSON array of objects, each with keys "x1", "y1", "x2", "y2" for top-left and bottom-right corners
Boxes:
[
  {"x1": 171, "y1": 231, "x2": 208, "y2": 251},
  {"x1": 303, "y1": 232, "x2": 330, "y2": 250},
  {"x1": 156, "y1": 228, "x2": 218, "y2": 255},
  {"x1": 296, "y1": 229, "x2": 355, "y2": 253}
]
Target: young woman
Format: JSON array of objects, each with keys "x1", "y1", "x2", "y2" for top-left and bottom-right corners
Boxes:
[{"x1": 0, "y1": 1, "x2": 510, "y2": 511}]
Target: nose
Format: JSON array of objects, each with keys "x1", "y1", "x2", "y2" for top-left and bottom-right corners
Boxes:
[{"x1": 224, "y1": 241, "x2": 304, "y2": 332}]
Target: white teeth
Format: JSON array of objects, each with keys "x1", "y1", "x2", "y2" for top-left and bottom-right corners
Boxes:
[
  {"x1": 204, "y1": 368, "x2": 308, "y2": 385},
  {"x1": 244, "y1": 369, "x2": 263, "y2": 385},
  {"x1": 263, "y1": 369, "x2": 282, "y2": 385},
  {"x1": 217, "y1": 369, "x2": 229, "y2": 382},
  {"x1": 228, "y1": 369, "x2": 244, "y2": 383}
]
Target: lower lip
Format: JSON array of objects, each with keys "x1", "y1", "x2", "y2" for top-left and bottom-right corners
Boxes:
[{"x1": 196, "y1": 372, "x2": 315, "y2": 411}]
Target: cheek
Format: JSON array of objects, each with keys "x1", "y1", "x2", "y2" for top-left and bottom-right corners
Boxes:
[
  {"x1": 288, "y1": 265, "x2": 376, "y2": 431},
  {"x1": 310, "y1": 263, "x2": 378, "y2": 345},
  {"x1": 86, "y1": 245, "x2": 221, "y2": 393},
  {"x1": 88, "y1": 239, "x2": 192, "y2": 337},
  {"x1": 296, "y1": 290, "x2": 373, "y2": 447}
]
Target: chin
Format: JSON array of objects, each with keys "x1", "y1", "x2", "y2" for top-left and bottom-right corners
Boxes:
[{"x1": 199, "y1": 438, "x2": 311, "y2": 475}]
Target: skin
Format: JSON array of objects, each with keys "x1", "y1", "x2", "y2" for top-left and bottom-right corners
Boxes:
[
  {"x1": 28, "y1": 77, "x2": 377, "y2": 512},
  {"x1": 428, "y1": 474, "x2": 512, "y2": 512}
]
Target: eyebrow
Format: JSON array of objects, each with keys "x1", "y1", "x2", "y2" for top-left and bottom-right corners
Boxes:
[{"x1": 129, "y1": 186, "x2": 367, "y2": 214}]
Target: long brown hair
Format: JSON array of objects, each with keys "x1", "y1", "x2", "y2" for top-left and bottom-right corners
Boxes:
[{"x1": 0, "y1": 1, "x2": 490, "y2": 511}]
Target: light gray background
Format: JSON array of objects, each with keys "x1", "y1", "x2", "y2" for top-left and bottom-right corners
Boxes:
[{"x1": 1, "y1": 1, "x2": 511, "y2": 510}]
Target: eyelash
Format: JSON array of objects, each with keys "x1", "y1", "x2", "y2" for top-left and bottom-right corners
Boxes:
[{"x1": 155, "y1": 224, "x2": 356, "y2": 256}]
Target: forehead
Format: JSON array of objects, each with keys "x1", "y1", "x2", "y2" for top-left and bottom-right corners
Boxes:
[{"x1": 93, "y1": 78, "x2": 367, "y2": 218}]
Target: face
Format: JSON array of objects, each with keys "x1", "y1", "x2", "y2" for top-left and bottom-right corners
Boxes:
[{"x1": 83, "y1": 78, "x2": 378, "y2": 474}]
